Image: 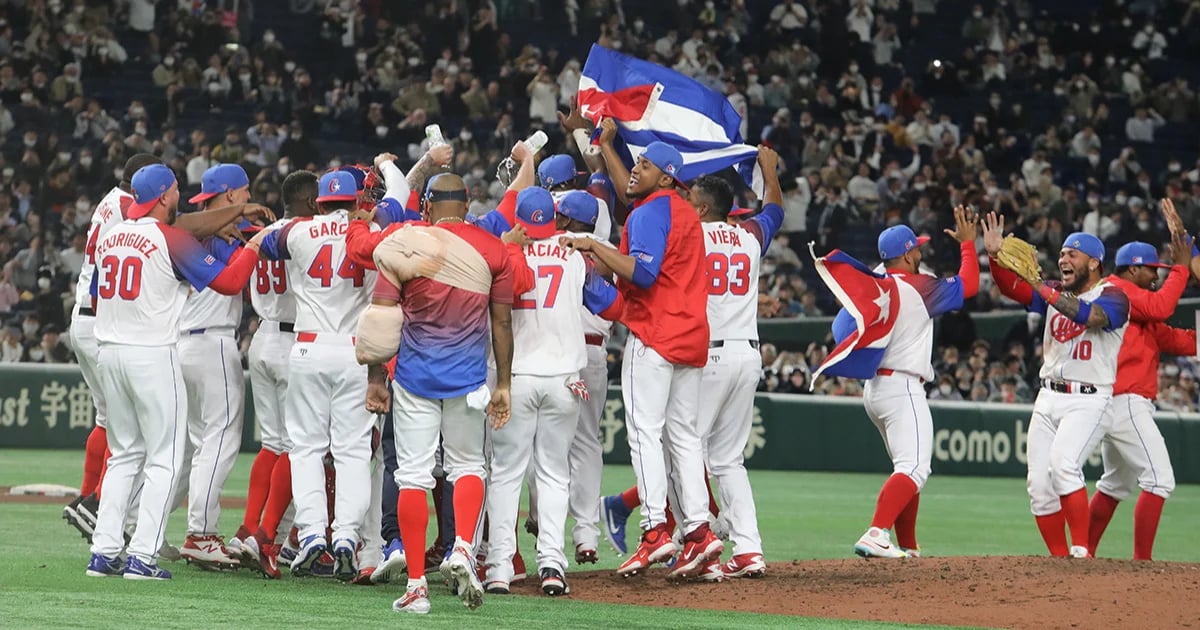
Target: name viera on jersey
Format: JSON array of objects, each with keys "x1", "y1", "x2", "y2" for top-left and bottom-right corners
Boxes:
[{"x1": 707, "y1": 229, "x2": 742, "y2": 247}]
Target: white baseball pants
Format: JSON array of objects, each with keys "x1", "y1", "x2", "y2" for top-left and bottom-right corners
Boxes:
[
  {"x1": 248, "y1": 324, "x2": 293, "y2": 453},
  {"x1": 69, "y1": 315, "x2": 107, "y2": 429},
  {"x1": 391, "y1": 380, "x2": 487, "y2": 490},
  {"x1": 360, "y1": 419, "x2": 386, "y2": 568},
  {"x1": 1026, "y1": 387, "x2": 1111, "y2": 516},
  {"x1": 569, "y1": 345, "x2": 608, "y2": 550},
  {"x1": 695, "y1": 341, "x2": 762, "y2": 555},
  {"x1": 91, "y1": 344, "x2": 186, "y2": 564},
  {"x1": 286, "y1": 333, "x2": 373, "y2": 545},
  {"x1": 863, "y1": 372, "x2": 934, "y2": 489},
  {"x1": 178, "y1": 331, "x2": 245, "y2": 535},
  {"x1": 1097, "y1": 393, "x2": 1175, "y2": 500},
  {"x1": 486, "y1": 373, "x2": 579, "y2": 581},
  {"x1": 622, "y1": 335, "x2": 709, "y2": 534}
]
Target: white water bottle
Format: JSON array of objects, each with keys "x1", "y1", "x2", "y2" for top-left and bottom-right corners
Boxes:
[
  {"x1": 496, "y1": 131, "x2": 550, "y2": 186},
  {"x1": 524, "y1": 130, "x2": 548, "y2": 155},
  {"x1": 425, "y1": 124, "x2": 447, "y2": 147}
]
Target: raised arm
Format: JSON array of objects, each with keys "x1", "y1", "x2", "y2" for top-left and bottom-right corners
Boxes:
[
  {"x1": 982, "y1": 212, "x2": 1035, "y2": 307},
  {"x1": 405, "y1": 144, "x2": 454, "y2": 193},
  {"x1": 944, "y1": 205, "x2": 980, "y2": 298},
  {"x1": 175, "y1": 202, "x2": 276, "y2": 239},
  {"x1": 1148, "y1": 321, "x2": 1198, "y2": 357},
  {"x1": 597, "y1": 118, "x2": 631, "y2": 207}
]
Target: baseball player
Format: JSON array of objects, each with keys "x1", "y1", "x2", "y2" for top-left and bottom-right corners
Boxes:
[
  {"x1": 64, "y1": 152, "x2": 161, "y2": 540},
  {"x1": 176, "y1": 164, "x2": 254, "y2": 570},
  {"x1": 688, "y1": 147, "x2": 785, "y2": 578},
  {"x1": 826, "y1": 208, "x2": 980, "y2": 559},
  {"x1": 354, "y1": 172, "x2": 514, "y2": 615},
  {"x1": 258, "y1": 170, "x2": 379, "y2": 581},
  {"x1": 1088, "y1": 231, "x2": 1196, "y2": 560},
  {"x1": 236, "y1": 170, "x2": 319, "y2": 579},
  {"x1": 985, "y1": 214, "x2": 1130, "y2": 558},
  {"x1": 560, "y1": 126, "x2": 720, "y2": 579},
  {"x1": 86, "y1": 164, "x2": 266, "y2": 580}
]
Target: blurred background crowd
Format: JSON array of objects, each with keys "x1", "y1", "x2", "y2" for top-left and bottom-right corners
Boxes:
[{"x1": 1, "y1": 0, "x2": 1198, "y2": 409}]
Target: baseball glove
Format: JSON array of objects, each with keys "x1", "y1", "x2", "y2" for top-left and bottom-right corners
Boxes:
[{"x1": 996, "y1": 235, "x2": 1042, "y2": 283}]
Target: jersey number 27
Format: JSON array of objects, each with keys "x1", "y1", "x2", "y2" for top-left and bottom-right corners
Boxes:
[
  {"x1": 706, "y1": 253, "x2": 751, "y2": 296},
  {"x1": 514, "y1": 265, "x2": 563, "y2": 309}
]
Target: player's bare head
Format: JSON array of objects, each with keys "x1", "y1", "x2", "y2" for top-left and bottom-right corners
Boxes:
[
  {"x1": 688, "y1": 175, "x2": 734, "y2": 222},
  {"x1": 121, "y1": 153, "x2": 161, "y2": 190},
  {"x1": 1058, "y1": 232, "x2": 1104, "y2": 292},
  {"x1": 629, "y1": 143, "x2": 683, "y2": 199},
  {"x1": 424, "y1": 173, "x2": 469, "y2": 221},
  {"x1": 282, "y1": 170, "x2": 318, "y2": 218}
]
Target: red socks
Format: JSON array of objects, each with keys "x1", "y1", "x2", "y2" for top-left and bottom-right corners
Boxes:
[
  {"x1": 1133, "y1": 492, "x2": 1165, "y2": 561},
  {"x1": 242, "y1": 449, "x2": 280, "y2": 531},
  {"x1": 453, "y1": 475, "x2": 485, "y2": 544},
  {"x1": 1059, "y1": 488, "x2": 1090, "y2": 550},
  {"x1": 1087, "y1": 491, "x2": 1120, "y2": 556},
  {"x1": 1035, "y1": 512, "x2": 1070, "y2": 557},
  {"x1": 398, "y1": 489, "x2": 429, "y2": 579},
  {"x1": 893, "y1": 493, "x2": 921, "y2": 550},
  {"x1": 620, "y1": 485, "x2": 640, "y2": 510},
  {"x1": 870, "y1": 473, "x2": 919, "y2": 531},
  {"x1": 80, "y1": 426, "x2": 107, "y2": 496},
  {"x1": 260, "y1": 453, "x2": 292, "y2": 542}
]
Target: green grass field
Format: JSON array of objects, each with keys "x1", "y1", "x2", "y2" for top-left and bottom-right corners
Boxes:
[{"x1": 2, "y1": 449, "x2": 1198, "y2": 629}]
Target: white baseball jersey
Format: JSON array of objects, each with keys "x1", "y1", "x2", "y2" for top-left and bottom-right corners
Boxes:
[
  {"x1": 512, "y1": 235, "x2": 588, "y2": 376},
  {"x1": 702, "y1": 221, "x2": 763, "y2": 341},
  {"x1": 75, "y1": 187, "x2": 132, "y2": 312},
  {"x1": 250, "y1": 218, "x2": 298, "y2": 323},
  {"x1": 575, "y1": 233, "x2": 615, "y2": 340},
  {"x1": 261, "y1": 210, "x2": 377, "y2": 334},
  {"x1": 178, "y1": 235, "x2": 243, "y2": 331},
  {"x1": 94, "y1": 218, "x2": 230, "y2": 346},
  {"x1": 1038, "y1": 280, "x2": 1130, "y2": 386},
  {"x1": 873, "y1": 272, "x2": 968, "y2": 382}
]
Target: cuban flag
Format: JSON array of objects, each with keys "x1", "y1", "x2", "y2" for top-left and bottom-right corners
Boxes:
[
  {"x1": 809, "y1": 245, "x2": 900, "y2": 385},
  {"x1": 578, "y1": 44, "x2": 762, "y2": 193}
]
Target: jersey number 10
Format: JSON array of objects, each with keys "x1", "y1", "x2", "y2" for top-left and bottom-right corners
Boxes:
[
  {"x1": 1072, "y1": 340, "x2": 1092, "y2": 361},
  {"x1": 706, "y1": 253, "x2": 752, "y2": 296}
]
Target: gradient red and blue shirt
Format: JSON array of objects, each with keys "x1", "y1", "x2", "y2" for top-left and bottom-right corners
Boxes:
[{"x1": 373, "y1": 221, "x2": 514, "y2": 399}]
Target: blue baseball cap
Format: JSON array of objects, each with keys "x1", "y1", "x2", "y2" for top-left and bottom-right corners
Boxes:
[
  {"x1": 538, "y1": 154, "x2": 578, "y2": 188},
  {"x1": 877, "y1": 224, "x2": 929, "y2": 260},
  {"x1": 316, "y1": 170, "x2": 359, "y2": 203},
  {"x1": 1061, "y1": 232, "x2": 1105, "y2": 260},
  {"x1": 1115, "y1": 241, "x2": 1170, "y2": 268},
  {"x1": 640, "y1": 142, "x2": 683, "y2": 182},
  {"x1": 557, "y1": 190, "x2": 599, "y2": 226},
  {"x1": 188, "y1": 163, "x2": 250, "y2": 204},
  {"x1": 515, "y1": 187, "x2": 557, "y2": 239},
  {"x1": 128, "y1": 164, "x2": 177, "y2": 219},
  {"x1": 586, "y1": 172, "x2": 615, "y2": 208}
]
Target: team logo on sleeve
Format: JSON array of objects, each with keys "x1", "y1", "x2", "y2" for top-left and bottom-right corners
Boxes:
[
  {"x1": 1048, "y1": 313, "x2": 1085, "y2": 343},
  {"x1": 203, "y1": 254, "x2": 216, "y2": 265}
]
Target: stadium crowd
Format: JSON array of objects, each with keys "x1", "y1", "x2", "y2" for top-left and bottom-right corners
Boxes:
[{"x1": 1, "y1": 0, "x2": 1199, "y2": 408}]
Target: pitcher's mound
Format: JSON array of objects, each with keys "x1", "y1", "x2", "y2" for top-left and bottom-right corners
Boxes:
[{"x1": 511, "y1": 556, "x2": 1200, "y2": 629}]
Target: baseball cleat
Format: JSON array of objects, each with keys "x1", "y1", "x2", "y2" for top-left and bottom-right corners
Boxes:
[
  {"x1": 901, "y1": 547, "x2": 921, "y2": 558},
  {"x1": 444, "y1": 539, "x2": 485, "y2": 610},
  {"x1": 540, "y1": 567, "x2": 570, "y2": 596},
  {"x1": 64, "y1": 494, "x2": 97, "y2": 542},
  {"x1": 512, "y1": 551, "x2": 527, "y2": 582},
  {"x1": 371, "y1": 538, "x2": 407, "y2": 584},
  {"x1": 158, "y1": 541, "x2": 182, "y2": 562},
  {"x1": 670, "y1": 524, "x2": 723, "y2": 579},
  {"x1": 243, "y1": 536, "x2": 282, "y2": 579},
  {"x1": 723, "y1": 552, "x2": 766, "y2": 578},
  {"x1": 227, "y1": 525, "x2": 252, "y2": 558},
  {"x1": 349, "y1": 567, "x2": 376, "y2": 585},
  {"x1": 76, "y1": 494, "x2": 100, "y2": 528},
  {"x1": 423, "y1": 541, "x2": 448, "y2": 572},
  {"x1": 484, "y1": 580, "x2": 510, "y2": 595},
  {"x1": 693, "y1": 560, "x2": 725, "y2": 583},
  {"x1": 278, "y1": 536, "x2": 299, "y2": 567},
  {"x1": 574, "y1": 545, "x2": 598, "y2": 565},
  {"x1": 331, "y1": 538, "x2": 358, "y2": 581},
  {"x1": 854, "y1": 527, "x2": 909, "y2": 559},
  {"x1": 601, "y1": 495, "x2": 631, "y2": 555},
  {"x1": 289, "y1": 534, "x2": 328, "y2": 577},
  {"x1": 181, "y1": 534, "x2": 241, "y2": 571},
  {"x1": 392, "y1": 578, "x2": 431, "y2": 615},
  {"x1": 617, "y1": 527, "x2": 676, "y2": 577},
  {"x1": 85, "y1": 552, "x2": 123, "y2": 577},
  {"x1": 310, "y1": 551, "x2": 336, "y2": 578},
  {"x1": 124, "y1": 556, "x2": 172, "y2": 580},
  {"x1": 710, "y1": 515, "x2": 731, "y2": 542},
  {"x1": 439, "y1": 544, "x2": 457, "y2": 593},
  {"x1": 1069, "y1": 545, "x2": 1090, "y2": 559}
]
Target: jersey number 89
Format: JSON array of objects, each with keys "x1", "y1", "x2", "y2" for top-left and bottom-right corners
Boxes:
[
  {"x1": 97, "y1": 256, "x2": 143, "y2": 300},
  {"x1": 706, "y1": 253, "x2": 752, "y2": 296}
]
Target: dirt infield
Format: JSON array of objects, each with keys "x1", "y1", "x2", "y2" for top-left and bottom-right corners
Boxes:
[{"x1": 510, "y1": 556, "x2": 1200, "y2": 629}]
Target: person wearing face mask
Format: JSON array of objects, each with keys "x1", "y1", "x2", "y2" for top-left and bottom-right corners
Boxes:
[{"x1": 930, "y1": 375, "x2": 964, "y2": 401}]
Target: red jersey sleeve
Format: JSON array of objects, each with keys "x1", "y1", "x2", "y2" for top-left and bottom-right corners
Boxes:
[
  {"x1": 488, "y1": 238, "x2": 514, "y2": 305},
  {"x1": 1120, "y1": 266, "x2": 1189, "y2": 323},
  {"x1": 957, "y1": 241, "x2": 980, "y2": 298},
  {"x1": 988, "y1": 256, "x2": 1033, "y2": 306},
  {"x1": 506, "y1": 242, "x2": 535, "y2": 296},
  {"x1": 1147, "y1": 321, "x2": 1197, "y2": 357},
  {"x1": 346, "y1": 221, "x2": 398, "y2": 270}
]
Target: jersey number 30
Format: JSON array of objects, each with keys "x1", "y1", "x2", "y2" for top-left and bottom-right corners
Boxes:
[
  {"x1": 306, "y1": 244, "x2": 365, "y2": 288},
  {"x1": 707, "y1": 253, "x2": 752, "y2": 296},
  {"x1": 97, "y1": 256, "x2": 142, "y2": 300}
]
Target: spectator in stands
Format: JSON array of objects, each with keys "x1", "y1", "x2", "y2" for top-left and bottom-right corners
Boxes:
[
  {"x1": 1, "y1": 326, "x2": 23, "y2": 363},
  {"x1": 34, "y1": 324, "x2": 70, "y2": 364},
  {"x1": 1125, "y1": 107, "x2": 1166, "y2": 143}
]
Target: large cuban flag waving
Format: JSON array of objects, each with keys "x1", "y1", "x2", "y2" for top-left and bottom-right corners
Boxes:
[
  {"x1": 578, "y1": 44, "x2": 762, "y2": 193},
  {"x1": 809, "y1": 245, "x2": 900, "y2": 385}
]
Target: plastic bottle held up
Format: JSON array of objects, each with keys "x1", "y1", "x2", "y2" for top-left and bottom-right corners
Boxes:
[
  {"x1": 425, "y1": 124, "x2": 447, "y2": 147},
  {"x1": 524, "y1": 130, "x2": 548, "y2": 155}
]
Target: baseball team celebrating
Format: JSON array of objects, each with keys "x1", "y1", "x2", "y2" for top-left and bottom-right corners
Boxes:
[{"x1": 56, "y1": 98, "x2": 1191, "y2": 614}]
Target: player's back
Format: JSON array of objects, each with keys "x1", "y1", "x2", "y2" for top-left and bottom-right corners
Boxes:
[
  {"x1": 513, "y1": 234, "x2": 588, "y2": 376},
  {"x1": 76, "y1": 187, "x2": 131, "y2": 310},
  {"x1": 94, "y1": 219, "x2": 195, "y2": 346},
  {"x1": 250, "y1": 218, "x2": 297, "y2": 324},
  {"x1": 284, "y1": 211, "x2": 377, "y2": 334},
  {"x1": 876, "y1": 276, "x2": 937, "y2": 381},
  {"x1": 702, "y1": 221, "x2": 762, "y2": 341},
  {"x1": 1040, "y1": 280, "x2": 1129, "y2": 386}
]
